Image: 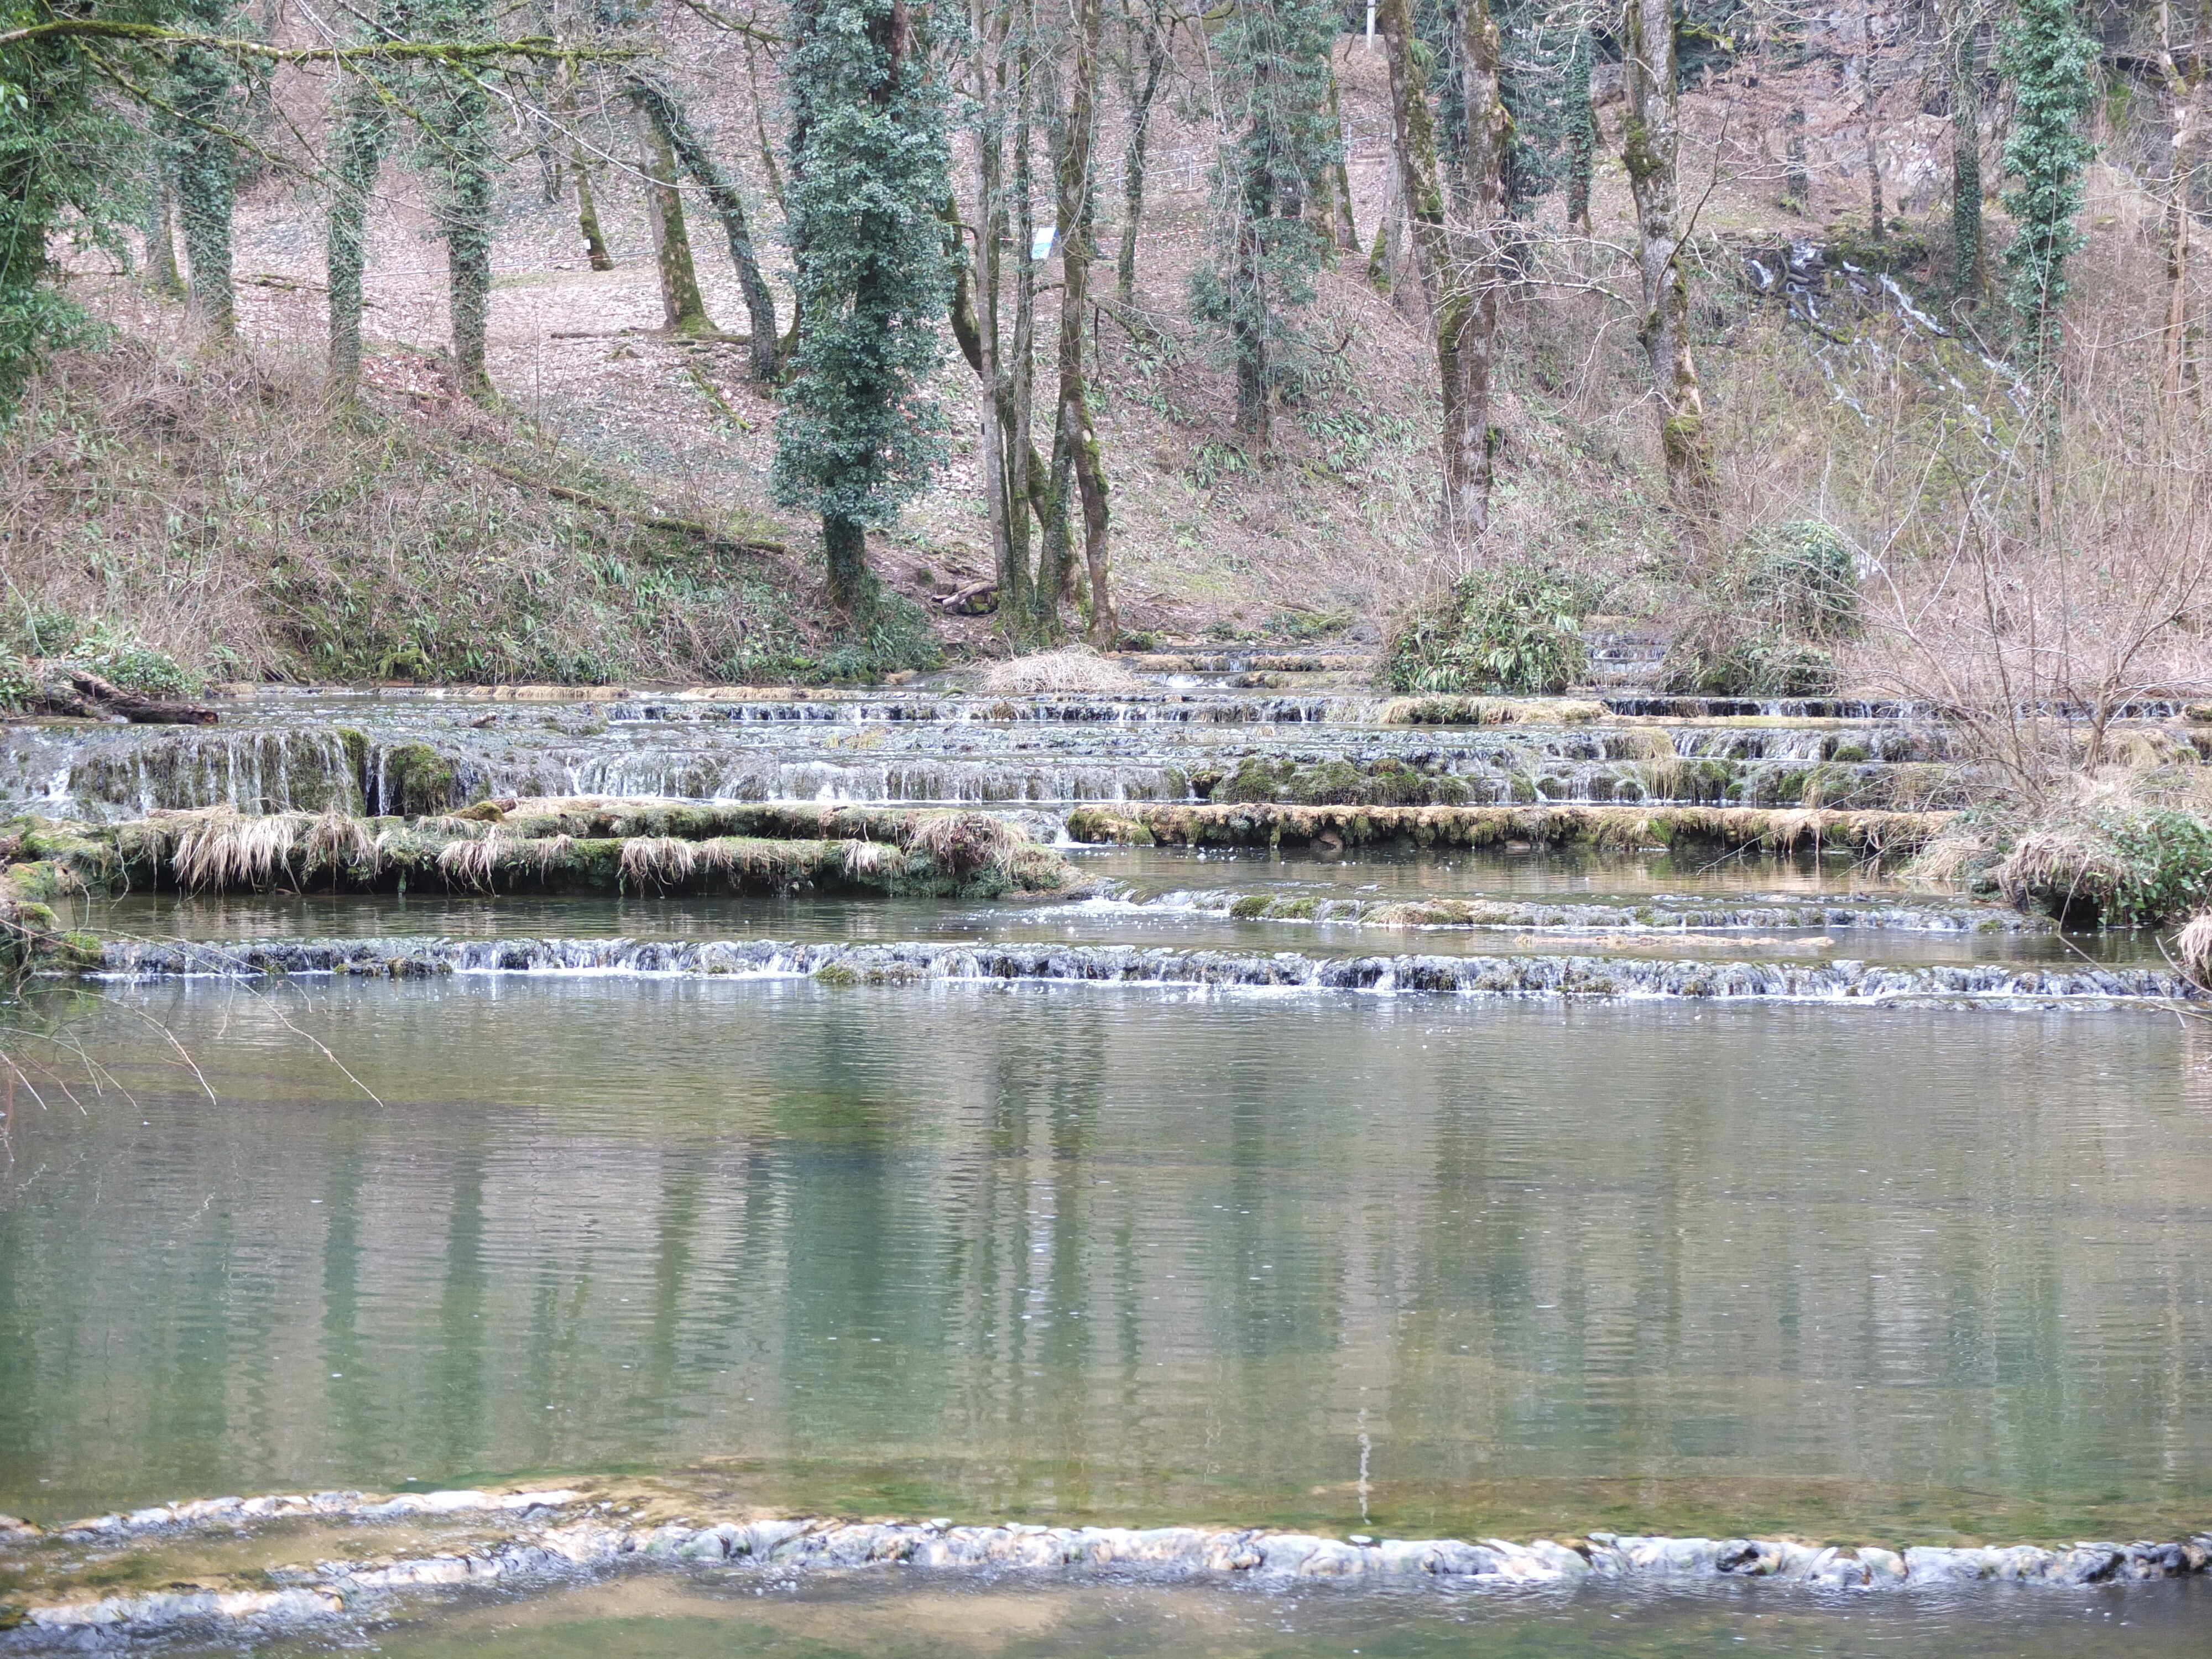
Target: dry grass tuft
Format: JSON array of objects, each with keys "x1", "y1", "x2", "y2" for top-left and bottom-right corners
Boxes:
[
  {"x1": 978, "y1": 648, "x2": 1146, "y2": 696},
  {"x1": 841, "y1": 839, "x2": 894, "y2": 879},
  {"x1": 169, "y1": 808, "x2": 300, "y2": 890},
  {"x1": 905, "y1": 811, "x2": 1020, "y2": 875},
  {"x1": 436, "y1": 831, "x2": 511, "y2": 890},
  {"x1": 2174, "y1": 910, "x2": 2212, "y2": 982},
  {"x1": 619, "y1": 836, "x2": 700, "y2": 889}
]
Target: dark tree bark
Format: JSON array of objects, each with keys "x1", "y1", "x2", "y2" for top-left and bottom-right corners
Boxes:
[{"x1": 1115, "y1": 0, "x2": 1170, "y2": 300}]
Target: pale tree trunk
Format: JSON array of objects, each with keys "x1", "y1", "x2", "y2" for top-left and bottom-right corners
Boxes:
[
  {"x1": 631, "y1": 76, "x2": 781, "y2": 378},
  {"x1": 1377, "y1": 0, "x2": 1503, "y2": 546},
  {"x1": 2158, "y1": 0, "x2": 2205, "y2": 400},
  {"x1": 1326, "y1": 64, "x2": 1360, "y2": 255},
  {"x1": 326, "y1": 76, "x2": 392, "y2": 401},
  {"x1": 1009, "y1": 0, "x2": 1045, "y2": 632},
  {"x1": 1620, "y1": 0, "x2": 1713, "y2": 516},
  {"x1": 1055, "y1": 0, "x2": 1114, "y2": 645},
  {"x1": 637, "y1": 111, "x2": 712, "y2": 334},
  {"x1": 145, "y1": 161, "x2": 184, "y2": 297}
]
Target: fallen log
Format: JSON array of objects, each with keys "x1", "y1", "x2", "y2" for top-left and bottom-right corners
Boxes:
[{"x1": 65, "y1": 669, "x2": 219, "y2": 725}]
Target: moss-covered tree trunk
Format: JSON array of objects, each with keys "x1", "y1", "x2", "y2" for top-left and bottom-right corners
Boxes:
[
  {"x1": 1324, "y1": 65, "x2": 1359, "y2": 255},
  {"x1": 630, "y1": 77, "x2": 780, "y2": 379},
  {"x1": 326, "y1": 77, "x2": 393, "y2": 400},
  {"x1": 637, "y1": 112, "x2": 712, "y2": 335},
  {"x1": 1620, "y1": 0, "x2": 1712, "y2": 515},
  {"x1": 1116, "y1": 0, "x2": 1170, "y2": 299},
  {"x1": 1053, "y1": 0, "x2": 1114, "y2": 646},
  {"x1": 1949, "y1": 0, "x2": 1985, "y2": 295},
  {"x1": 1377, "y1": 0, "x2": 1503, "y2": 544},
  {"x1": 558, "y1": 68, "x2": 614, "y2": 272}
]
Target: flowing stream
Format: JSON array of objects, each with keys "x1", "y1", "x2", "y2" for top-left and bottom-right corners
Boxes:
[{"x1": 2, "y1": 679, "x2": 2207, "y2": 1656}]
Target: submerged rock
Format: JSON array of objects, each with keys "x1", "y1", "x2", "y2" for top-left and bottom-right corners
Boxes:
[{"x1": 8, "y1": 1485, "x2": 2212, "y2": 1639}]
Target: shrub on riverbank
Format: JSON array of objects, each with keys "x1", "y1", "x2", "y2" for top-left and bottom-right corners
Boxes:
[
  {"x1": 1662, "y1": 521, "x2": 1862, "y2": 697},
  {"x1": 1383, "y1": 567, "x2": 1587, "y2": 696}
]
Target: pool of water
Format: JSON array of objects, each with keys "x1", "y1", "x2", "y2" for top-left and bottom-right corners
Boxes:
[
  {"x1": 80, "y1": 844, "x2": 2145, "y2": 969},
  {"x1": 238, "y1": 1570, "x2": 2212, "y2": 1659},
  {"x1": 4, "y1": 978, "x2": 2208, "y2": 1546}
]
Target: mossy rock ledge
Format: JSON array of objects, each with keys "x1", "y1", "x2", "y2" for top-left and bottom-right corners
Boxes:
[
  {"x1": 1066, "y1": 802, "x2": 1952, "y2": 857},
  {"x1": 0, "y1": 804, "x2": 1076, "y2": 901}
]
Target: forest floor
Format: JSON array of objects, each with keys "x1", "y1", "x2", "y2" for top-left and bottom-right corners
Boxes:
[{"x1": 8, "y1": 30, "x2": 2111, "y2": 683}]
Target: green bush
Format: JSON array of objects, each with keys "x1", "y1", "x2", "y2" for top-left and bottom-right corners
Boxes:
[
  {"x1": 64, "y1": 627, "x2": 202, "y2": 701},
  {"x1": 1384, "y1": 567, "x2": 1587, "y2": 696},
  {"x1": 1663, "y1": 521, "x2": 1861, "y2": 696},
  {"x1": 1999, "y1": 807, "x2": 2212, "y2": 926},
  {"x1": 0, "y1": 655, "x2": 34, "y2": 712}
]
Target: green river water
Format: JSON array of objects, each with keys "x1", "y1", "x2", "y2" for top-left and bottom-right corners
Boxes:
[{"x1": 3, "y1": 849, "x2": 2210, "y2": 1652}]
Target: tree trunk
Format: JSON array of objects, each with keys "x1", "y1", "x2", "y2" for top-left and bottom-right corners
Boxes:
[
  {"x1": 1785, "y1": 104, "x2": 1808, "y2": 212},
  {"x1": 145, "y1": 160, "x2": 184, "y2": 297},
  {"x1": 1378, "y1": 0, "x2": 1501, "y2": 545},
  {"x1": 638, "y1": 111, "x2": 712, "y2": 335},
  {"x1": 631, "y1": 77, "x2": 779, "y2": 376},
  {"x1": 1620, "y1": 0, "x2": 1713, "y2": 516},
  {"x1": 1117, "y1": 1, "x2": 1169, "y2": 300},
  {"x1": 1056, "y1": 0, "x2": 1114, "y2": 645},
  {"x1": 1326, "y1": 64, "x2": 1360, "y2": 255},
  {"x1": 1010, "y1": 0, "x2": 1047, "y2": 634},
  {"x1": 1564, "y1": 25, "x2": 1594, "y2": 246},
  {"x1": 173, "y1": 57, "x2": 237, "y2": 341},
  {"x1": 1950, "y1": 1, "x2": 1984, "y2": 294},
  {"x1": 970, "y1": 0, "x2": 1031, "y2": 630},
  {"x1": 2158, "y1": 0, "x2": 2204, "y2": 398},
  {"x1": 557, "y1": 70, "x2": 614, "y2": 270},
  {"x1": 823, "y1": 514, "x2": 872, "y2": 611},
  {"x1": 1863, "y1": 19, "x2": 1884, "y2": 242},
  {"x1": 326, "y1": 76, "x2": 392, "y2": 400}
]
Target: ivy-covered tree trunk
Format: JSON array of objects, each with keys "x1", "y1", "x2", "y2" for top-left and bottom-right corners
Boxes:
[
  {"x1": 1563, "y1": 24, "x2": 1594, "y2": 246},
  {"x1": 773, "y1": 0, "x2": 954, "y2": 614},
  {"x1": 1199, "y1": 0, "x2": 1337, "y2": 447},
  {"x1": 171, "y1": 8, "x2": 239, "y2": 342},
  {"x1": 1996, "y1": 0, "x2": 2098, "y2": 395},
  {"x1": 1620, "y1": 0, "x2": 1712, "y2": 514},
  {"x1": 630, "y1": 76, "x2": 781, "y2": 379},
  {"x1": 1324, "y1": 65, "x2": 1359, "y2": 256},
  {"x1": 636, "y1": 109, "x2": 713, "y2": 335},
  {"x1": 1949, "y1": 0, "x2": 1985, "y2": 296},
  {"x1": 326, "y1": 76, "x2": 393, "y2": 400},
  {"x1": 414, "y1": 1, "x2": 500, "y2": 403}
]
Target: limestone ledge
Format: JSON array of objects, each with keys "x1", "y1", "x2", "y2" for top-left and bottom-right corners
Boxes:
[
  {"x1": 4, "y1": 1489, "x2": 2212, "y2": 1637},
  {"x1": 95, "y1": 936, "x2": 2202, "y2": 1008}
]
